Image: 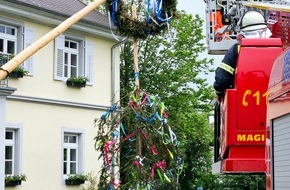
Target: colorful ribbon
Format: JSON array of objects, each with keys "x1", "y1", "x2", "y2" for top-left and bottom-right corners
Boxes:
[{"x1": 103, "y1": 130, "x2": 119, "y2": 168}]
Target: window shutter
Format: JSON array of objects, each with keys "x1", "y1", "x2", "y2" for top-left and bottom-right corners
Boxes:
[
  {"x1": 54, "y1": 35, "x2": 65, "y2": 81},
  {"x1": 85, "y1": 41, "x2": 94, "y2": 85},
  {"x1": 23, "y1": 27, "x2": 34, "y2": 74}
]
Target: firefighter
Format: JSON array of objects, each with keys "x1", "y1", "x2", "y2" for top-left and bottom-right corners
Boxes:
[{"x1": 213, "y1": 10, "x2": 272, "y2": 100}]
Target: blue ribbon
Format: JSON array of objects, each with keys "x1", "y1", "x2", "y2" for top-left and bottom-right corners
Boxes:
[
  {"x1": 153, "y1": 0, "x2": 171, "y2": 23},
  {"x1": 134, "y1": 72, "x2": 139, "y2": 80},
  {"x1": 101, "y1": 105, "x2": 117, "y2": 119},
  {"x1": 120, "y1": 123, "x2": 136, "y2": 142},
  {"x1": 112, "y1": 130, "x2": 119, "y2": 138},
  {"x1": 107, "y1": 184, "x2": 113, "y2": 190},
  {"x1": 147, "y1": 0, "x2": 151, "y2": 35},
  {"x1": 111, "y1": 0, "x2": 119, "y2": 26}
]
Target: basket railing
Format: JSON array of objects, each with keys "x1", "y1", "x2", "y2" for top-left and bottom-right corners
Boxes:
[{"x1": 0, "y1": 53, "x2": 14, "y2": 86}]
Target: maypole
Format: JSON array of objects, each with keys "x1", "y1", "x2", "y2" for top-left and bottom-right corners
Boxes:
[
  {"x1": 132, "y1": 4, "x2": 142, "y2": 158},
  {"x1": 95, "y1": 0, "x2": 181, "y2": 189},
  {"x1": 0, "y1": 0, "x2": 105, "y2": 80}
]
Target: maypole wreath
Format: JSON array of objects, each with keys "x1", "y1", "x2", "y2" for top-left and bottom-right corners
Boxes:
[{"x1": 106, "y1": 0, "x2": 178, "y2": 39}]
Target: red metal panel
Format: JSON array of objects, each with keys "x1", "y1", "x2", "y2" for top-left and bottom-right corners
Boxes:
[
  {"x1": 236, "y1": 39, "x2": 282, "y2": 131},
  {"x1": 220, "y1": 89, "x2": 237, "y2": 158},
  {"x1": 241, "y1": 38, "x2": 282, "y2": 47},
  {"x1": 219, "y1": 38, "x2": 283, "y2": 174}
]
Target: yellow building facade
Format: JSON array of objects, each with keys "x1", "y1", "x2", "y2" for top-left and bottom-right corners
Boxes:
[{"x1": 0, "y1": 0, "x2": 121, "y2": 189}]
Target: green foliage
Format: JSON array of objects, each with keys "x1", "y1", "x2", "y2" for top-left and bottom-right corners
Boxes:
[
  {"x1": 94, "y1": 92, "x2": 181, "y2": 189},
  {"x1": 105, "y1": 0, "x2": 178, "y2": 39},
  {"x1": 12, "y1": 67, "x2": 29, "y2": 76},
  {"x1": 5, "y1": 174, "x2": 27, "y2": 182},
  {"x1": 67, "y1": 173, "x2": 88, "y2": 181},
  {"x1": 219, "y1": 175, "x2": 266, "y2": 190},
  {"x1": 81, "y1": 172, "x2": 99, "y2": 190},
  {"x1": 120, "y1": 13, "x2": 215, "y2": 111},
  {"x1": 67, "y1": 76, "x2": 88, "y2": 83},
  {"x1": 119, "y1": 12, "x2": 216, "y2": 189}
]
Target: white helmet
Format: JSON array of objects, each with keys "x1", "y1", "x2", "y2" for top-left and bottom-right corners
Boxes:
[{"x1": 239, "y1": 11, "x2": 267, "y2": 32}]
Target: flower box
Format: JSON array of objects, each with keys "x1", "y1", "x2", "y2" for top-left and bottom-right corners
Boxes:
[
  {"x1": 65, "y1": 173, "x2": 87, "y2": 185},
  {"x1": 5, "y1": 174, "x2": 26, "y2": 187},
  {"x1": 9, "y1": 71, "x2": 24, "y2": 78},
  {"x1": 66, "y1": 80, "x2": 86, "y2": 87},
  {"x1": 5, "y1": 180, "x2": 22, "y2": 186},
  {"x1": 9, "y1": 67, "x2": 28, "y2": 78},
  {"x1": 66, "y1": 77, "x2": 88, "y2": 88},
  {"x1": 65, "y1": 179, "x2": 85, "y2": 185}
]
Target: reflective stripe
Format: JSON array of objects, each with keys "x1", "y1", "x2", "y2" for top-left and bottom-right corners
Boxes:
[
  {"x1": 237, "y1": 45, "x2": 240, "y2": 53},
  {"x1": 218, "y1": 62, "x2": 235, "y2": 75}
]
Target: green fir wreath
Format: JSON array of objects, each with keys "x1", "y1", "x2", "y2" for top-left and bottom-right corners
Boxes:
[{"x1": 106, "y1": 0, "x2": 178, "y2": 39}]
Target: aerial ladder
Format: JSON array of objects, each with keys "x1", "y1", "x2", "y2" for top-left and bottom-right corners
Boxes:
[
  {"x1": 208, "y1": 0, "x2": 290, "y2": 189},
  {"x1": 205, "y1": 0, "x2": 290, "y2": 54}
]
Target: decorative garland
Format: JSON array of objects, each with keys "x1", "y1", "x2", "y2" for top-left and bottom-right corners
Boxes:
[
  {"x1": 106, "y1": 0, "x2": 178, "y2": 39},
  {"x1": 94, "y1": 89, "x2": 183, "y2": 189}
]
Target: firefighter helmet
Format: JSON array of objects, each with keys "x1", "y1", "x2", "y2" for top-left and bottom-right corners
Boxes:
[{"x1": 239, "y1": 11, "x2": 267, "y2": 32}]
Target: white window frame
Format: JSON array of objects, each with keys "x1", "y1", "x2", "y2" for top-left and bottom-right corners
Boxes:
[
  {"x1": 54, "y1": 35, "x2": 94, "y2": 85},
  {"x1": 5, "y1": 123, "x2": 23, "y2": 176},
  {"x1": 5, "y1": 130, "x2": 15, "y2": 175},
  {"x1": 0, "y1": 17, "x2": 34, "y2": 74},
  {"x1": 0, "y1": 23, "x2": 17, "y2": 55},
  {"x1": 64, "y1": 39, "x2": 79, "y2": 78},
  {"x1": 61, "y1": 128, "x2": 84, "y2": 180},
  {"x1": 63, "y1": 133, "x2": 79, "y2": 175}
]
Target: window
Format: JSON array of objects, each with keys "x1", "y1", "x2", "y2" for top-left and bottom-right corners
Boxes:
[
  {"x1": 0, "y1": 24, "x2": 17, "y2": 67},
  {"x1": 0, "y1": 19, "x2": 34, "y2": 74},
  {"x1": 64, "y1": 39, "x2": 79, "y2": 78},
  {"x1": 4, "y1": 125, "x2": 22, "y2": 176},
  {"x1": 5, "y1": 130, "x2": 15, "y2": 175},
  {"x1": 0, "y1": 24, "x2": 17, "y2": 55},
  {"x1": 62, "y1": 130, "x2": 84, "y2": 178},
  {"x1": 63, "y1": 134, "x2": 78, "y2": 175},
  {"x1": 54, "y1": 35, "x2": 94, "y2": 85}
]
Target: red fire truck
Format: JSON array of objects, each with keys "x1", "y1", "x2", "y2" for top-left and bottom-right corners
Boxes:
[{"x1": 207, "y1": 1, "x2": 290, "y2": 189}]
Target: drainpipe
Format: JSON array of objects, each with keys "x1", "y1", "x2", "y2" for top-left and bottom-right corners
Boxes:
[
  {"x1": 110, "y1": 38, "x2": 127, "y2": 184},
  {"x1": 111, "y1": 38, "x2": 127, "y2": 105}
]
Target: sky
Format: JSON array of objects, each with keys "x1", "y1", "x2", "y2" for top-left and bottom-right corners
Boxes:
[{"x1": 176, "y1": 0, "x2": 223, "y2": 85}]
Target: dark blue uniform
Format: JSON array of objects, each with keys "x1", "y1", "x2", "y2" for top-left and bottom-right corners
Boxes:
[{"x1": 213, "y1": 43, "x2": 240, "y2": 96}]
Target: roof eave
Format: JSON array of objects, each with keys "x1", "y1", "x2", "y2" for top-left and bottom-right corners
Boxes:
[{"x1": 0, "y1": 1, "x2": 119, "y2": 40}]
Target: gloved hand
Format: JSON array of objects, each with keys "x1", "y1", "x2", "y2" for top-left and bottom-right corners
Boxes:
[
  {"x1": 217, "y1": 95, "x2": 223, "y2": 102},
  {"x1": 215, "y1": 91, "x2": 224, "y2": 102}
]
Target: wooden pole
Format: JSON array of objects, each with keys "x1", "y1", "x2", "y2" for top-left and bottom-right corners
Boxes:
[
  {"x1": 132, "y1": 4, "x2": 142, "y2": 157},
  {"x1": 0, "y1": 0, "x2": 105, "y2": 80},
  {"x1": 133, "y1": 38, "x2": 140, "y2": 94}
]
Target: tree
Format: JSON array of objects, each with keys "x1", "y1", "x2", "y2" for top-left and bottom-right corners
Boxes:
[
  {"x1": 219, "y1": 175, "x2": 266, "y2": 190},
  {"x1": 118, "y1": 11, "x2": 266, "y2": 189},
  {"x1": 119, "y1": 12, "x2": 216, "y2": 189}
]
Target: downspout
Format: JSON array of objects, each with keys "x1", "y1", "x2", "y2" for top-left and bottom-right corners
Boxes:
[
  {"x1": 111, "y1": 38, "x2": 127, "y2": 105},
  {"x1": 110, "y1": 37, "x2": 127, "y2": 184}
]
